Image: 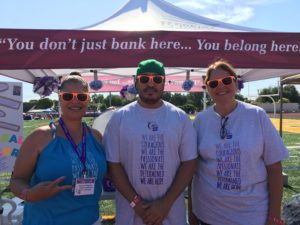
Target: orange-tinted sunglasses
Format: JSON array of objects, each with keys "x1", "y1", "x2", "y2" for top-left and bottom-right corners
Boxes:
[
  {"x1": 206, "y1": 76, "x2": 236, "y2": 89},
  {"x1": 137, "y1": 75, "x2": 165, "y2": 84},
  {"x1": 59, "y1": 92, "x2": 89, "y2": 102}
]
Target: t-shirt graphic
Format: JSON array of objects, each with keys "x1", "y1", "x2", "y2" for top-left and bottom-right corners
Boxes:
[
  {"x1": 216, "y1": 140, "x2": 241, "y2": 191},
  {"x1": 140, "y1": 130, "x2": 165, "y2": 186}
]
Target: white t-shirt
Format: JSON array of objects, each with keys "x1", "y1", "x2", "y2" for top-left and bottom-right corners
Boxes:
[
  {"x1": 192, "y1": 101, "x2": 289, "y2": 225},
  {"x1": 104, "y1": 101, "x2": 197, "y2": 225}
]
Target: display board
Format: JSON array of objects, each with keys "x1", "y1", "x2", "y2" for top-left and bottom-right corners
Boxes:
[{"x1": 0, "y1": 82, "x2": 23, "y2": 172}]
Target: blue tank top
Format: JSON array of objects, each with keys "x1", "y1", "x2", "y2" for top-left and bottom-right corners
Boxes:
[{"x1": 22, "y1": 125, "x2": 107, "y2": 225}]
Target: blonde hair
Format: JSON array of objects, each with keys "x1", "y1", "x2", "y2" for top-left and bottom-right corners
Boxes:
[
  {"x1": 60, "y1": 72, "x2": 88, "y2": 92},
  {"x1": 205, "y1": 59, "x2": 237, "y2": 83}
]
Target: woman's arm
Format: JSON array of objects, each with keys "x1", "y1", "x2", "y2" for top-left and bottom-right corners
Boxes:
[
  {"x1": 188, "y1": 180, "x2": 199, "y2": 225},
  {"x1": 10, "y1": 126, "x2": 71, "y2": 202},
  {"x1": 91, "y1": 128, "x2": 103, "y2": 144},
  {"x1": 10, "y1": 129, "x2": 43, "y2": 199},
  {"x1": 266, "y1": 161, "x2": 284, "y2": 224}
]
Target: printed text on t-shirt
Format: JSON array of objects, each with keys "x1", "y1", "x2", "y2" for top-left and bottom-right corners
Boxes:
[
  {"x1": 216, "y1": 141, "x2": 241, "y2": 191},
  {"x1": 140, "y1": 134, "x2": 165, "y2": 185}
]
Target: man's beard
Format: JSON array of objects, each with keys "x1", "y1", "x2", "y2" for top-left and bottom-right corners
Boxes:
[{"x1": 138, "y1": 87, "x2": 163, "y2": 105}]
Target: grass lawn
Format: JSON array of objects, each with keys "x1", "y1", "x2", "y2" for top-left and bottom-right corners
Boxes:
[
  {"x1": 281, "y1": 132, "x2": 300, "y2": 202},
  {"x1": 1, "y1": 116, "x2": 299, "y2": 223},
  {"x1": 22, "y1": 117, "x2": 95, "y2": 137}
]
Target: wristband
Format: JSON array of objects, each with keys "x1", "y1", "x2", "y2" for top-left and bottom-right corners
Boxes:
[
  {"x1": 130, "y1": 195, "x2": 141, "y2": 208},
  {"x1": 268, "y1": 215, "x2": 284, "y2": 225},
  {"x1": 20, "y1": 188, "x2": 29, "y2": 201}
]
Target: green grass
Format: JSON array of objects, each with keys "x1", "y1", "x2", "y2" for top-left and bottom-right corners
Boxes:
[
  {"x1": 282, "y1": 132, "x2": 300, "y2": 146},
  {"x1": 281, "y1": 132, "x2": 300, "y2": 203},
  {"x1": 23, "y1": 117, "x2": 95, "y2": 137},
  {"x1": 101, "y1": 200, "x2": 116, "y2": 224}
]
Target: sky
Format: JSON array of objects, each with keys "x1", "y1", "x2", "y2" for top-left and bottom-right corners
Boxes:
[{"x1": 0, "y1": 0, "x2": 299, "y2": 101}]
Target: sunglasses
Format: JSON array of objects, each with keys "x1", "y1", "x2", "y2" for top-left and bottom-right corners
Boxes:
[
  {"x1": 137, "y1": 75, "x2": 165, "y2": 84},
  {"x1": 206, "y1": 76, "x2": 236, "y2": 89},
  {"x1": 59, "y1": 92, "x2": 89, "y2": 102},
  {"x1": 220, "y1": 117, "x2": 229, "y2": 139}
]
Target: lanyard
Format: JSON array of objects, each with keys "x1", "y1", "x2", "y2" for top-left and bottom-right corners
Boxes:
[{"x1": 59, "y1": 118, "x2": 87, "y2": 176}]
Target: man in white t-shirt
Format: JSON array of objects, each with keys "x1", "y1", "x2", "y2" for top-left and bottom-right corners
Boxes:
[{"x1": 104, "y1": 59, "x2": 197, "y2": 225}]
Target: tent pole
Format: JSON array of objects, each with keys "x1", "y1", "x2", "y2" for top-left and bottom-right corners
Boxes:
[
  {"x1": 203, "y1": 91, "x2": 207, "y2": 110},
  {"x1": 279, "y1": 78, "x2": 283, "y2": 137},
  {"x1": 109, "y1": 92, "x2": 112, "y2": 107}
]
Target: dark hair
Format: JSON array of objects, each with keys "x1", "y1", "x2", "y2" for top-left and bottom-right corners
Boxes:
[
  {"x1": 205, "y1": 59, "x2": 237, "y2": 83},
  {"x1": 69, "y1": 71, "x2": 82, "y2": 76},
  {"x1": 59, "y1": 72, "x2": 88, "y2": 92}
]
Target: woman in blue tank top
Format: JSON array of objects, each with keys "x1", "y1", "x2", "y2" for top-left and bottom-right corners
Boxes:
[{"x1": 10, "y1": 73, "x2": 107, "y2": 225}]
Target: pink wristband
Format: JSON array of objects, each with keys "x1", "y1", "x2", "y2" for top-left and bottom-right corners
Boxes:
[
  {"x1": 130, "y1": 195, "x2": 141, "y2": 208},
  {"x1": 20, "y1": 188, "x2": 29, "y2": 201},
  {"x1": 268, "y1": 215, "x2": 284, "y2": 225}
]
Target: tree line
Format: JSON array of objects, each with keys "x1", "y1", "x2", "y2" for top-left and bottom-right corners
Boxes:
[{"x1": 23, "y1": 85, "x2": 300, "y2": 114}]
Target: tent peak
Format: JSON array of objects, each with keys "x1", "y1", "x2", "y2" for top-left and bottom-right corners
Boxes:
[{"x1": 83, "y1": 0, "x2": 265, "y2": 32}]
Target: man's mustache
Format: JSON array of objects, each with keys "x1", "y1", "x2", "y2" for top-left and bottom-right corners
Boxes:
[{"x1": 143, "y1": 87, "x2": 157, "y2": 92}]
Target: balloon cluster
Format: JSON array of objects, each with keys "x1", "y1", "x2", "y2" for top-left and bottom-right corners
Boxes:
[
  {"x1": 120, "y1": 84, "x2": 138, "y2": 101},
  {"x1": 237, "y1": 76, "x2": 244, "y2": 91},
  {"x1": 182, "y1": 79, "x2": 194, "y2": 91},
  {"x1": 33, "y1": 77, "x2": 59, "y2": 97},
  {"x1": 89, "y1": 70, "x2": 103, "y2": 91},
  {"x1": 89, "y1": 80, "x2": 103, "y2": 91}
]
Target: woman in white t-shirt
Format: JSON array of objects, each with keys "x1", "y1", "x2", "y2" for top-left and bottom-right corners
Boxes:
[{"x1": 189, "y1": 59, "x2": 288, "y2": 225}]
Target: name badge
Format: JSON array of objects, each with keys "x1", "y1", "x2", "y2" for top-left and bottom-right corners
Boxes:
[{"x1": 74, "y1": 177, "x2": 96, "y2": 196}]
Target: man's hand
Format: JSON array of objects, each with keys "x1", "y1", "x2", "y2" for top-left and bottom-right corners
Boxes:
[
  {"x1": 134, "y1": 200, "x2": 148, "y2": 219},
  {"x1": 188, "y1": 211, "x2": 199, "y2": 225},
  {"x1": 141, "y1": 199, "x2": 170, "y2": 225}
]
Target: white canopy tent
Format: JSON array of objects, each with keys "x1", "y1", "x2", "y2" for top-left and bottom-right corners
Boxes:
[
  {"x1": 1, "y1": 0, "x2": 300, "y2": 89},
  {"x1": 84, "y1": 0, "x2": 261, "y2": 32}
]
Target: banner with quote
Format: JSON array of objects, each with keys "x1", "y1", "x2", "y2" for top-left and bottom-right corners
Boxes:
[
  {"x1": 0, "y1": 29, "x2": 300, "y2": 69},
  {"x1": 0, "y1": 82, "x2": 23, "y2": 173}
]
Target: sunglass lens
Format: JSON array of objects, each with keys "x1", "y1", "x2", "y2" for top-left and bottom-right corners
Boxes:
[
  {"x1": 77, "y1": 94, "x2": 88, "y2": 101},
  {"x1": 62, "y1": 93, "x2": 73, "y2": 101},
  {"x1": 153, "y1": 76, "x2": 163, "y2": 84},
  {"x1": 222, "y1": 77, "x2": 233, "y2": 85},
  {"x1": 209, "y1": 80, "x2": 218, "y2": 88},
  {"x1": 139, "y1": 76, "x2": 149, "y2": 84}
]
